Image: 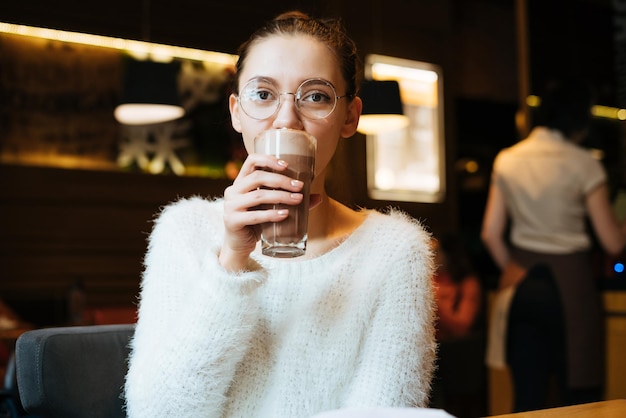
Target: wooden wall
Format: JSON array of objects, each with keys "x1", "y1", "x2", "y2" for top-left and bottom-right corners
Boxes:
[{"x1": 0, "y1": 164, "x2": 231, "y2": 325}]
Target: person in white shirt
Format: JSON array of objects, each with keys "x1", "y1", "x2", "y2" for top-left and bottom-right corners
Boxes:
[
  {"x1": 481, "y1": 79, "x2": 626, "y2": 412},
  {"x1": 124, "y1": 10, "x2": 436, "y2": 418}
]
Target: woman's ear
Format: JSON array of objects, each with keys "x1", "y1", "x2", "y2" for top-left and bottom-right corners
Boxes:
[
  {"x1": 340, "y1": 96, "x2": 362, "y2": 138},
  {"x1": 229, "y1": 93, "x2": 243, "y2": 133}
]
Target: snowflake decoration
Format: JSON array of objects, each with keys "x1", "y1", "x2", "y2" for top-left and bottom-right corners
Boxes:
[
  {"x1": 118, "y1": 120, "x2": 191, "y2": 175},
  {"x1": 117, "y1": 125, "x2": 153, "y2": 171},
  {"x1": 147, "y1": 120, "x2": 191, "y2": 176}
]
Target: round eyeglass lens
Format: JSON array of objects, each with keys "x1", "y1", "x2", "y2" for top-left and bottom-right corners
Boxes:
[
  {"x1": 295, "y1": 79, "x2": 338, "y2": 119},
  {"x1": 239, "y1": 79, "x2": 280, "y2": 120}
]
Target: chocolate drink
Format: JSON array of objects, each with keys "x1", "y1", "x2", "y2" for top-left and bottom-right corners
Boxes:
[
  {"x1": 260, "y1": 153, "x2": 315, "y2": 257},
  {"x1": 255, "y1": 128, "x2": 317, "y2": 258}
]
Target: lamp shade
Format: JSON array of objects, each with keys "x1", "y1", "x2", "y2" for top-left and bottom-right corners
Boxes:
[
  {"x1": 114, "y1": 58, "x2": 185, "y2": 125},
  {"x1": 357, "y1": 79, "x2": 409, "y2": 134}
]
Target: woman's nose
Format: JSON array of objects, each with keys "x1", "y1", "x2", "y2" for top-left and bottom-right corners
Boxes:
[{"x1": 272, "y1": 93, "x2": 304, "y2": 129}]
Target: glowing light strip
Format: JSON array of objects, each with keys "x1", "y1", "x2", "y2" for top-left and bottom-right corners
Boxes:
[
  {"x1": 527, "y1": 95, "x2": 626, "y2": 121},
  {"x1": 0, "y1": 22, "x2": 238, "y2": 66},
  {"x1": 371, "y1": 62, "x2": 439, "y2": 82}
]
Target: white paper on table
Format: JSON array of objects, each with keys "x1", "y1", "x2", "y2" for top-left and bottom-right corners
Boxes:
[{"x1": 310, "y1": 407, "x2": 456, "y2": 418}]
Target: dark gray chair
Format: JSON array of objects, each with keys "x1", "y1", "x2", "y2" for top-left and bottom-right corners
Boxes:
[{"x1": 15, "y1": 324, "x2": 134, "y2": 418}]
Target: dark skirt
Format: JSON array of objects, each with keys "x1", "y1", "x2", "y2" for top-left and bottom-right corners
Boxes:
[{"x1": 511, "y1": 247, "x2": 605, "y2": 389}]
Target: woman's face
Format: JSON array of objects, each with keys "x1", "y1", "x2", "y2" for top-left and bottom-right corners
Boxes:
[{"x1": 229, "y1": 34, "x2": 361, "y2": 182}]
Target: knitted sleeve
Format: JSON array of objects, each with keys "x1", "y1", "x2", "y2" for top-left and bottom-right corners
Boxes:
[
  {"x1": 342, "y1": 210, "x2": 437, "y2": 408},
  {"x1": 124, "y1": 197, "x2": 266, "y2": 418}
]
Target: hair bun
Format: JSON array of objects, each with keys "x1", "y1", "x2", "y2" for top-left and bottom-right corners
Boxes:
[{"x1": 274, "y1": 11, "x2": 310, "y2": 21}]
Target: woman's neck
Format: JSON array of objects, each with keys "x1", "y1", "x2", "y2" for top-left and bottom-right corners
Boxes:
[{"x1": 304, "y1": 193, "x2": 366, "y2": 256}]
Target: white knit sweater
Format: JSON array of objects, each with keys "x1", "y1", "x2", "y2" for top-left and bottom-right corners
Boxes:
[{"x1": 124, "y1": 197, "x2": 436, "y2": 418}]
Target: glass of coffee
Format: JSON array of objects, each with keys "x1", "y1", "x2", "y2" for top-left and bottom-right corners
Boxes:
[{"x1": 254, "y1": 128, "x2": 316, "y2": 258}]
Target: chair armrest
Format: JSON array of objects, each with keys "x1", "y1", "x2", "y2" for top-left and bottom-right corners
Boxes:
[{"x1": 15, "y1": 324, "x2": 134, "y2": 418}]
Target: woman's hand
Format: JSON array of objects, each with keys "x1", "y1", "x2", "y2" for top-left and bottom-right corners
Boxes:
[{"x1": 219, "y1": 154, "x2": 304, "y2": 271}]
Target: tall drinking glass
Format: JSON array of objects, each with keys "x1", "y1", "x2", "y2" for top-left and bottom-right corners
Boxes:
[{"x1": 254, "y1": 128, "x2": 316, "y2": 258}]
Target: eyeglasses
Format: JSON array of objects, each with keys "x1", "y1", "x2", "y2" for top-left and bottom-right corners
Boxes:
[{"x1": 237, "y1": 78, "x2": 352, "y2": 120}]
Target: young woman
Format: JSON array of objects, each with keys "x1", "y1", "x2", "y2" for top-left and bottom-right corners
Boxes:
[{"x1": 124, "y1": 11, "x2": 436, "y2": 418}]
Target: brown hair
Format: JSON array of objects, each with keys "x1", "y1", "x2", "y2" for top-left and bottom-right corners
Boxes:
[{"x1": 234, "y1": 11, "x2": 361, "y2": 99}]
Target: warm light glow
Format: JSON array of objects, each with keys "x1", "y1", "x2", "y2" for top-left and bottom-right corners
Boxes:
[
  {"x1": 526, "y1": 95, "x2": 541, "y2": 107},
  {"x1": 370, "y1": 59, "x2": 439, "y2": 107},
  {"x1": 0, "y1": 153, "x2": 117, "y2": 171},
  {"x1": 371, "y1": 63, "x2": 439, "y2": 83},
  {"x1": 375, "y1": 168, "x2": 396, "y2": 190},
  {"x1": 465, "y1": 160, "x2": 479, "y2": 173},
  {"x1": 592, "y1": 105, "x2": 625, "y2": 120},
  {"x1": 114, "y1": 104, "x2": 185, "y2": 125},
  {"x1": 526, "y1": 94, "x2": 625, "y2": 121},
  {"x1": 590, "y1": 148, "x2": 605, "y2": 161},
  {"x1": 0, "y1": 22, "x2": 238, "y2": 66},
  {"x1": 357, "y1": 115, "x2": 410, "y2": 135}
]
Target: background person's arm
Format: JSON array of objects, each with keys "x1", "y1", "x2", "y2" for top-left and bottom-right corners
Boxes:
[
  {"x1": 481, "y1": 183, "x2": 526, "y2": 289},
  {"x1": 481, "y1": 183, "x2": 510, "y2": 271},
  {"x1": 586, "y1": 183, "x2": 626, "y2": 256}
]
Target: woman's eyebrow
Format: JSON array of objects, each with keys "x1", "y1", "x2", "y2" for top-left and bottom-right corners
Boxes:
[{"x1": 246, "y1": 76, "x2": 278, "y2": 85}]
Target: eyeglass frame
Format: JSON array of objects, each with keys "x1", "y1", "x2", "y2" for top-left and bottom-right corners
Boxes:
[{"x1": 236, "y1": 77, "x2": 354, "y2": 120}]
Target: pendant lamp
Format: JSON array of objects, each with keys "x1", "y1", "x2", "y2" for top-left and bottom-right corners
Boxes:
[
  {"x1": 357, "y1": 79, "x2": 410, "y2": 135},
  {"x1": 114, "y1": 58, "x2": 185, "y2": 125}
]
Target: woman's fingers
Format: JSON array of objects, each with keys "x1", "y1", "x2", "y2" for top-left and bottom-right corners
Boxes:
[
  {"x1": 498, "y1": 260, "x2": 527, "y2": 289},
  {"x1": 234, "y1": 154, "x2": 286, "y2": 183},
  {"x1": 239, "y1": 170, "x2": 304, "y2": 195},
  {"x1": 225, "y1": 153, "x2": 304, "y2": 218},
  {"x1": 223, "y1": 188, "x2": 302, "y2": 227},
  {"x1": 223, "y1": 153, "x2": 304, "y2": 230}
]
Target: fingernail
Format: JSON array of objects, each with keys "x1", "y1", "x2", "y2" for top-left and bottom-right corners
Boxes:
[
  {"x1": 277, "y1": 209, "x2": 289, "y2": 216},
  {"x1": 291, "y1": 193, "x2": 303, "y2": 199},
  {"x1": 291, "y1": 179, "x2": 303, "y2": 187},
  {"x1": 277, "y1": 159, "x2": 288, "y2": 167}
]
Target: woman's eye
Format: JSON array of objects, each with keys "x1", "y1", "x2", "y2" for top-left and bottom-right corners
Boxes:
[
  {"x1": 301, "y1": 91, "x2": 331, "y2": 103},
  {"x1": 254, "y1": 89, "x2": 274, "y2": 102}
]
